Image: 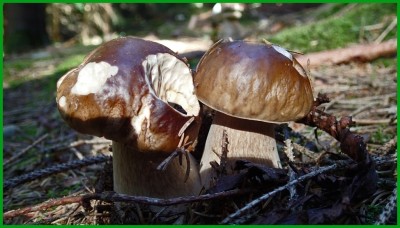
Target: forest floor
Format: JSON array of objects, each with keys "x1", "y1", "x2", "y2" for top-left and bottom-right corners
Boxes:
[
  {"x1": 3, "y1": 40, "x2": 397, "y2": 225},
  {"x1": 3, "y1": 4, "x2": 397, "y2": 225}
]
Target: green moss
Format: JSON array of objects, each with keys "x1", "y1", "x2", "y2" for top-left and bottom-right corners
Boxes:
[{"x1": 265, "y1": 3, "x2": 397, "y2": 53}]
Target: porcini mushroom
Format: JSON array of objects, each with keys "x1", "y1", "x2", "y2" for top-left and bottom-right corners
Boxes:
[
  {"x1": 194, "y1": 39, "x2": 314, "y2": 188},
  {"x1": 56, "y1": 37, "x2": 202, "y2": 198}
]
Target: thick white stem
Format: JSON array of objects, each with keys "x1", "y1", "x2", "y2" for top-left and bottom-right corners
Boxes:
[
  {"x1": 112, "y1": 141, "x2": 202, "y2": 198},
  {"x1": 199, "y1": 112, "x2": 282, "y2": 189}
]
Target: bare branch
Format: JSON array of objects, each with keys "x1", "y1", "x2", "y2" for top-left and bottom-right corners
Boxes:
[{"x1": 3, "y1": 189, "x2": 252, "y2": 220}]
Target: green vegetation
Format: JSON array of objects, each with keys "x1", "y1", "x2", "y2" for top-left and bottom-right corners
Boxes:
[
  {"x1": 46, "y1": 183, "x2": 82, "y2": 199},
  {"x1": 13, "y1": 155, "x2": 39, "y2": 170},
  {"x1": 4, "y1": 54, "x2": 86, "y2": 89},
  {"x1": 3, "y1": 53, "x2": 86, "y2": 108},
  {"x1": 313, "y1": 3, "x2": 349, "y2": 20},
  {"x1": 266, "y1": 3, "x2": 397, "y2": 53},
  {"x1": 372, "y1": 57, "x2": 398, "y2": 69},
  {"x1": 371, "y1": 125, "x2": 394, "y2": 144},
  {"x1": 3, "y1": 59, "x2": 36, "y2": 85},
  {"x1": 56, "y1": 54, "x2": 85, "y2": 72}
]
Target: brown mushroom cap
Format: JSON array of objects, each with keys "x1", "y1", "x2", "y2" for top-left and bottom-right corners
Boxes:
[
  {"x1": 56, "y1": 37, "x2": 201, "y2": 153},
  {"x1": 194, "y1": 39, "x2": 314, "y2": 123}
]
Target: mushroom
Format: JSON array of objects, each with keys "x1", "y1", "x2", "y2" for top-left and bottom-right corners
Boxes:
[
  {"x1": 56, "y1": 37, "x2": 202, "y2": 198},
  {"x1": 194, "y1": 39, "x2": 314, "y2": 188}
]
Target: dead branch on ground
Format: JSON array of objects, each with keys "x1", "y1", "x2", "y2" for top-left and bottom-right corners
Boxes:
[
  {"x1": 296, "y1": 39, "x2": 397, "y2": 68},
  {"x1": 3, "y1": 189, "x2": 252, "y2": 220}
]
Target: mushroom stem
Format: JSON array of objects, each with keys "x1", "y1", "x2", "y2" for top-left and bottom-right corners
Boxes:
[
  {"x1": 112, "y1": 141, "x2": 202, "y2": 198},
  {"x1": 199, "y1": 112, "x2": 282, "y2": 189}
]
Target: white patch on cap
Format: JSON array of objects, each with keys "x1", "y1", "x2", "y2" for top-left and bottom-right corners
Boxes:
[
  {"x1": 272, "y1": 45, "x2": 293, "y2": 61},
  {"x1": 71, "y1": 61, "x2": 119, "y2": 95},
  {"x1": 58, "y1": 96, "x2": 67, "y2": 109},
  {"x1": 131, "y1": 96, "x2": 152, "y2": 135},
  {"x1": 142, "y1": 53, "x2": 200, "y2": 116}
]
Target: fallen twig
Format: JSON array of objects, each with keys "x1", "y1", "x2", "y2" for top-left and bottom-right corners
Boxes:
[
  {"x1": 3, "y1": 134, "x2": 49, "y2": 167},
  {"x1": 333, "y1": 93, "x2": 396, "y2": 105},
  {"x1": 352, "y1": 118, "x2": 395, "y2": 125},
  {"x1": 375, "y1": 18, "x2": 397, "y2": 44},
  {"x1": 292, "y1": 142, "x2": 319, "y2": 161},
  {"x1": 4, "y1": 196, "x2": 85, "y2": 220},
  {"x1": 296, "y1": 39, "x2": 397, "y2": 68},
  {"x1": 321, "y1": 94, "x2": 345, "y2": 111},
  {"x1": 3, "y1": 189, "x2": 252, "y2": 220}
]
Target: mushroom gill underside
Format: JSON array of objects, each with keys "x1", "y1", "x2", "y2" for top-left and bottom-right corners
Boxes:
[{"x1": 142, "y1": 53, "x2": 200, "y2": 117}]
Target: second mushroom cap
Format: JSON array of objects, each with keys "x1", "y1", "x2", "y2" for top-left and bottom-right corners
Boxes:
[{"x1": 194, "y1": 39, "x2": 314, "y2": 123}]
